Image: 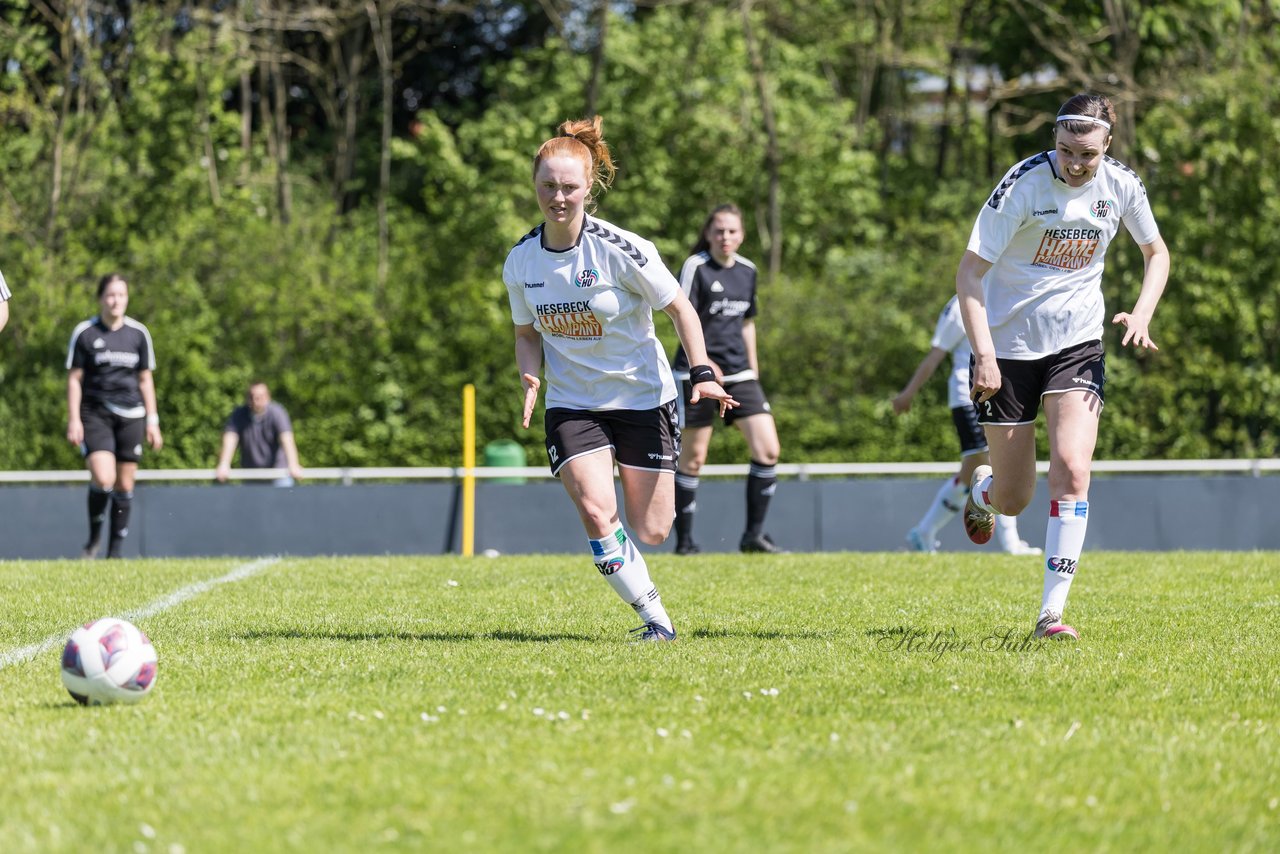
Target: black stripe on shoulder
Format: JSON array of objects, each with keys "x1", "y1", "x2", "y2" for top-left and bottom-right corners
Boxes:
[
  {"x1": 513, "y1": 224, "x2": 543, "y2": 249},
  {"x1": 584, "y1": 221, "x2": 647, "y2": 267},
  {"x1": 986, "y1": 152, "x2": 1050, "y2": 210},
  {"x1": 1104, "y1": 155, "x2": 1148, "y2": 195}
]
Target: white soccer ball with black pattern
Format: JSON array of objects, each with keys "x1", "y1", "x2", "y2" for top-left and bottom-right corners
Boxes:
[{"x1": 60, "y1": 618, "x2": 158, "y2": 705}]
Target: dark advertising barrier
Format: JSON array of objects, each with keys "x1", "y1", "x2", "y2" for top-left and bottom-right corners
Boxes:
[{"x1": 1, "y1": 475, "x2": 1277, "y2": 559}]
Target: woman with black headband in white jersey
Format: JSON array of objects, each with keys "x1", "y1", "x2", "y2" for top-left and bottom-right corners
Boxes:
[
  {"x1": 956, "y1": 93, "x2": 1170, "y2": 640},
  {"x1": 504, "y1": 116, "x2": 736, "y2": 642}
]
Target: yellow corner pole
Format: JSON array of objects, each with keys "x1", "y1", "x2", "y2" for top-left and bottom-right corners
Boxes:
[{"x1": 462, "y1": 383, "x2": 476, "y2": 557}]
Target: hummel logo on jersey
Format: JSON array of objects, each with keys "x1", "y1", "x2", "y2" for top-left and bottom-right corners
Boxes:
[
  {"x1": 710, "y1": 281, "x2": 725, "y2": 293},
  {"x1": 524, "y1": 281, "x2": 545, "y2": 289},
  {"x1": 1033, "y1": 208, "x2": 1059, "y2": 216},
  {"x1": 583, "y1": 221, "x2": 647, "y2": 266},
  {"x1": 647, "y1": 452, "x2": 673, "y2": 461},
  {"x1": 1090, "y1": 200, "x2": 1114, "y2": 218},
  {"x1": 93, "y1": 338, "x2": 106, "y2": 349},
  {"x1": 987, "y1": 152, "x2": 1049, "y2": 210},
  {"x1": 575, "y1": 269, "x2": 599, "y2": 288},
  {"x1": 1071, "y1": 377, "x2": 1099, "y2": 389}
]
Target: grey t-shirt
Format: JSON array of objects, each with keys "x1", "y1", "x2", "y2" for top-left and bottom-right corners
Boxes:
[{"x1": 225, "y1": 402, "x2": 293, "y2": 468}]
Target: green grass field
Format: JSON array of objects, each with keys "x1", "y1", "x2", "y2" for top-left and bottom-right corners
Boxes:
[{"x1": 1, "y1": 552, "x2": 1276, "y2": 853}]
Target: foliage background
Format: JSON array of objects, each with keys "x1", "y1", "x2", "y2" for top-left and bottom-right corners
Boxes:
[{"x1": 0, "y1": 0, "x2": 1276, "y2": 470}]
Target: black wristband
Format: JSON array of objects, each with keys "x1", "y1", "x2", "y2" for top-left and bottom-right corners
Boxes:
[{"x1": 689, "y1": 365, "x2": 716, "y2": 385}]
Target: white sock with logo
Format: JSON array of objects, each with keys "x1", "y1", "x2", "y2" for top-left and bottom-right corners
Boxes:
[
  {"x1": 918, "y1": 476, "x2": 968, "y2": 539},
  {"x1": 1041, "y1": 500, "x2": 1089, "y2": 619},
  {"x1": 588, "y1": 526, "x2": 671, "y2": 630}
]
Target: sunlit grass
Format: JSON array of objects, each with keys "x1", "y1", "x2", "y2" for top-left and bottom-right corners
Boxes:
[{"x1": 1, "y1": 552, "x2": 1276, "y2": 852}]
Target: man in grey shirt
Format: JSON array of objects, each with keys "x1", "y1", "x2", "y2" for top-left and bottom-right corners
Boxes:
[{"x1": 214, "y1": 381, "x2": 304, "y2": 486}]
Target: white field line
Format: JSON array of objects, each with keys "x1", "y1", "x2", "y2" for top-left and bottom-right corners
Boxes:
[{"x1": 0, "y1": 556, "x2": 282, "y2": 671}]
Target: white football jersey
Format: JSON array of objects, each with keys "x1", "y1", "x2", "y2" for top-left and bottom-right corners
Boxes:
[
  {"x1": 966, "y1": 151, "x2": 1160, "y2": 359},
  {"x1": 504, "y1": 215, "x2": 680, "y2": 411},
  {"x1": 929, "y1": 295, "x2": 972, "y2": 409}
]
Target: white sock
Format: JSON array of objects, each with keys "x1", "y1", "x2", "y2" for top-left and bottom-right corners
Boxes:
[
  {"x1": 973, "y1": 473, "x2": 997, "y2": 513},
  {"x1": 1041, "y1": 500, "x2": 1089, "y2": 618},
  {"x1": 589, "y1": 527, "x2": 671, "y2": 630},
  {"x1": 995, "y1": 513, "x2": 1022, "y2": 550},
  {"x1": 916, "y1": 476, "x2": 968, "y2": 539}
]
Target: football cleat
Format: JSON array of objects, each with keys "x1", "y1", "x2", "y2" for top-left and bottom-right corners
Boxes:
[
  {"x1": 740, "y1": 532, "x2": 786, "y2": 554},
  {"x1": 674, "y1": 541, "x2": 702, "y2": 556},
  {"x1": 963, "y1": 464, "x2": 995, "y2": 545},
  {"x1": 905, "y1": 528, "x2": 940, "y2": 553},
  {"x1": 629, "y1": 622, "x2": 677, "y2": 642},
  {"x1": 80, "y1": 539, "x2": 101, "y2": 560},
  {"x1": 1034, "y1": 611, "x2": 1079, "y2": 641}
]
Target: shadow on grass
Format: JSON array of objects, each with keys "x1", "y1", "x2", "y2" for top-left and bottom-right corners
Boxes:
[
  {"x1": 864, "y1": 626, "x2": 932, "y2": 637},
  {"x1": 689, "y1": 628, "x2": 838, "y2": 640},
  {"x1": 232, "y1": 628, "x2": 596, "y2": 643}
]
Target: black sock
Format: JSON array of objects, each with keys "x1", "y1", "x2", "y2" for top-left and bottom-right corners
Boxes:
[
  {"x1": 86, "y1": 485, "x2": 112, "y2": 548},
  {"x1": 108, "y1": 491, "x2": 133, "y2": 557},
  {"x1": 745, "y1": 460, "x2": 777, "y2": 538},
  {"x1": 674, "y1": 472, "x2": 699, "y2": 545}
]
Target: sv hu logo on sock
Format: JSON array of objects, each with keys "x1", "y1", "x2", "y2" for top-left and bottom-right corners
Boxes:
[
  {"x1": 595, "y1": 557, "x2": 625, "y2": 576},
  {"x1": 1048, "y1": 556, "x2": 1077, "y2": 575}
]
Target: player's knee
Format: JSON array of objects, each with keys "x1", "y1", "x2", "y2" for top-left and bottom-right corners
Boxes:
[
  {"x1": 1050, "y1": 464, "x2": 1091, "y2": 499},
  {"x1": 1001, "y1": 493, "x2": 1033, "y2": 516},
  {"x1": 992, "y1": 483, "x2": 1034, "y2": 516},
  {"x1": 680, "y1": 456, "x2": 705, "y2": 476},
  {"x1": 634, "y1": 522, "x2": 671, "y2": 547},
  {"x1": 575, "y1": 498, "x2": 615, "y2": 533}
]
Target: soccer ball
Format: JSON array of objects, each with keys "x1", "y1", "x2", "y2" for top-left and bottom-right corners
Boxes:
[{"x1": 60, "y1": 618, "x2": 158, "y2": 705}]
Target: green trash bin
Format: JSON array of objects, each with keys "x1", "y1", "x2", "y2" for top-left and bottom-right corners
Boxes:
[{"x1": 483, "y1": 439, "x2": 527, "y2": 484}]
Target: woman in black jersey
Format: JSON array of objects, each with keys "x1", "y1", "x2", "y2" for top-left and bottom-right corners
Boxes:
[
  {"x1": 672, "y1": 204, "x2": 784, "y2": 555},
  {"x1": 66, "y1": 274, "x2": 162, "y2": 558}
]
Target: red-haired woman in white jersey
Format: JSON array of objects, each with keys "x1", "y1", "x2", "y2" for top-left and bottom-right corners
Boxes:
[{"x1": 503, "y1": 116, "x2": 736, "y2": 642}]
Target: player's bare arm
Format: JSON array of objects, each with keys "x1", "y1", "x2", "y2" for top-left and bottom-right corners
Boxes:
[
  {"x1": 956, "y1": 251, "x2": 1000, "y2": 403},
  {"x1": 662, "y1": 293, "x2": 738, "y2": 415},
  {"x1": 514, "y1": 323, "x2": 543, "y2": 429},
  {"x1": 1113, "y1": 235, "x2": 1170, "y2": 350}
]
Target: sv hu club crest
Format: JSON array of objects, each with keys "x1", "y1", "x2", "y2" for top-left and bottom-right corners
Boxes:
[
  {"x1": 575, "y1": 268, "x2": 600, "y2": 288},
  {"x1": 595, "y1": 557, "x2": 625, "y2": 576},
  {"x1": 1090, "y1": 200, "x2": 1113, "y2": 219}
]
